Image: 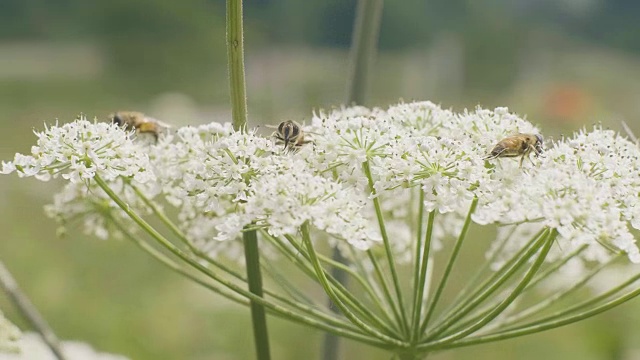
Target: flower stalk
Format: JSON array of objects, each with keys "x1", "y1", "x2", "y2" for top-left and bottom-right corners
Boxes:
[
  {"x1": 421, "y1": 198, "x2": 478, "y2": 331},
  {"x1": 226, "y1": 0, "x2": 247, "y2": 131},
  {"x1": 243, "y1": 228, "x2": 271, "y2": 360},
  {"x1": 227, "y1": 0, "x2": 270, "y2": 358}
]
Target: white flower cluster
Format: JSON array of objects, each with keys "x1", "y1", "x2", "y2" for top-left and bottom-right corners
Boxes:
[
  {"x1": 473, "y1": 127, "x2": 640, "y2": 263},
  {"x1": 306, "y1": 102, "x2": 640, "y2": 264},
  {"x1": 1, "y1": 118, "x2": 157, "y2": 239},
  {"x1": 305, "y1": 103, "x2": 536, "y2": 260},
  {"x1": 0, "y1": 311, "x2": 20, "y2": 354},
  {"x1": 1, "y1": 117, "x2": 154, "y2": 184},
  {"x1": 3, "y1": 102, "x2": 640, "y2": 265},
  {"x1": 152, "y1": 123, "x2": 380, "y2": 255},
  {"x1": 0, "y1": 333, "x2": 129, "y2": 360}
]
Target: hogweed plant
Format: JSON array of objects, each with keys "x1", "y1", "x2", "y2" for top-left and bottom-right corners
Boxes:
[{"x1": 3, "y1": 102, "x2": 640, "y2": 359}]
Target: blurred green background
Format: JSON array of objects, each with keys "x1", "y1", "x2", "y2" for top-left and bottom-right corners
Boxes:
[{"x1": 1, "y1": 0, "x2": 639, "y2": 359}]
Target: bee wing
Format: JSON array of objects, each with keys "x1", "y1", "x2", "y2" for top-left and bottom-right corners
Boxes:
[
  {"x1": 486, "y1": 136, "x2": 523, "y2": 158},
  {"x1": 507, "y1": 136, "x2": 528, "y2": 148},
  {"x1": 146, "y1": 117, "x2": 172, "y2": 129}
]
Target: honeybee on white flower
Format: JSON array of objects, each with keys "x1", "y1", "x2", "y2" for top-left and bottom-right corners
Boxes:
[
  {"x1": 110, "y1": 111, "x2": 171, "y2": 141},
  {"x1": 484, "y1": 133, "x2": 544, "y2": 168},
  {"x1": 269, "y1": 120, "x2": 312, "y2": 152}
]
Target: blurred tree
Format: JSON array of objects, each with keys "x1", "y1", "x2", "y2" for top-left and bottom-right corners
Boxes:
[
  {"x1": 93, "y1": 0, "x2": 226, "y2": 96},
  {"x1": 247, "y1": 0, "x2": 355, "y2": 47},
  {"x1": 577, "y1": 0, "x2": 640, "y2": 52},
  {"x1": 461, "y1": 0, "x2": 524, "y2": 95},
  {"x1": 0, "y1": 0, "x2": 91, "y2": 39}
]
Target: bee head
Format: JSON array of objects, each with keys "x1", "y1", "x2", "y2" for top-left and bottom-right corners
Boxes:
[
  {"x1": 280, "y1": 121, "x2": 299, "y2": 141},
  {"x1": 111, "y1": 113, "x2": 123, "y2": 126}
]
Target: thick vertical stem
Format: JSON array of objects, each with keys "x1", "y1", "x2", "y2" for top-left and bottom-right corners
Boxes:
[
  {"x1": 227, "y1": 1, "x2": 270, "y2": 359},
  {"x1": 227, "y1": 0, "x2": 248, "y2": 131},
  {"x1": 324, "y1": 1, "x2": 384, "y2": 359},
  {"x1": 243, "y1": 229, "x2": 271, "y2": 360}
]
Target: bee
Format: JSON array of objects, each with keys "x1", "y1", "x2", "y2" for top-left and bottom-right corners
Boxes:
[
  {"x1": 110, "y1": 111, "x2": 170, "y2": 141},
  {"x1": 269, "y1": 120, "x2": 312, "y2": 151},
  {"x1": 484, "y1": 133, "x2": 544, "y2": 168}
]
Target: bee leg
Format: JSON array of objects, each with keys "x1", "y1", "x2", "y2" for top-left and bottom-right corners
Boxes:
[
  {"x1": 483, "y1": 146, "x2": 506, "y2": 160},
  {"x1": 533, "y1": 146, "x2": 545, "y2": 158},
  {"x1": 483, "y1": 152, "x2": 500, "y2": 160},
  {"x1": 519, "y1": 148, "x2": 531, "y2": 168},
  {"x1": 271, "y1": 131, "x2": 284, "y2": 141}
]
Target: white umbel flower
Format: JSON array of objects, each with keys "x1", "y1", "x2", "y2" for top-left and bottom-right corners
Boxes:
[
  {"x1": 1, "y1": 117, "x2": 154, "y2": 184},
  {"x1": 0, "y1": 333, "x2": 129, "y2": 360},
  {"x1": 4, "y1": 105, "x2": 640, "y2": 264}
]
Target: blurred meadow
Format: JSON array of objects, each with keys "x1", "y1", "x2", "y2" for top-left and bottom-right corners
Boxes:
[{"x1": 1, "y1": 0, "x2": 639, "y2": 359}]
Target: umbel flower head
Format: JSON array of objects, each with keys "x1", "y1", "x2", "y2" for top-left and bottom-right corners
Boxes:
[
  {"x1": 4, "y1": 102, "x2": 640, "y2": 358},
  {"x1": 3, "y1": 105, "x2": 640, "y2": 262}
]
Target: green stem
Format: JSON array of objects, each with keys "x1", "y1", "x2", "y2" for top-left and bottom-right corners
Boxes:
[
  {"x1": 324, "y1": 250, "x2": 349, "y2": 360},
  {"x1": 227, "y1": 0, "x2": 248, "y2": 131},
  {"x1": 420, "y1": 198, "x2": 478, "y2": 333},
  {"x1": 109, "y1": 215, "x2": 249, "y2": 307},
  {"x1": 260, "y1": 232, "x2": 384, "y2": 333},
  {"x1": 227, "y1": 1, "x2": 269, "y2": 357},
  {"x1": 423, "y1": 228, "x2": 549, "y2": 340},
  {"x1": 347, "y1": 246, "x2": 388, "y2": 310},
  {"x1": 428, "y1": 227, "x2": 547, "y2": 335},
  {"x1": 142, "y1": 202, "x2": 350, "y2": 330},
  {"x1": 363, "y1": 160, "x2": 409, "y2": 335},
  {"x1": 366, "y1": 250, "x2": 406, "y2": 332},
  {"x1": 418, "y1": 230, "x2": 555, "y2": 350},
  {"x1": 411, "y1": 189, "x2": 426, "y2": 313},
  {"x1": 244, "y1": 229, "x2": 271, "y2": 360},
  {"x1": 260, "y1": 261, "x2": 315, "y2": 306},
  {"x1": 443, "y1": 225, "x2": 517, "y2": 313},
  {"x1": 137, "y1": 179, "x2": 274, "y2": 359},
  {"x1": 284, "y1": 243, "x2": 397, "y2": 337},
  {"x1": 301, "y1": 223, "x2": 407, "y2": 347},
  {"x1": 129, "y1": 184, "x2": 195, "y2": 250},
  {"x1": 436, "y1": 274, "x2": 640, "y2": 350},
  {"x1": 486, "y1": 254, "x2": 619, "y2": 331},
  {"x1": 96, "y1": 175, "x2": 388, "y2": 348},
  {"x1": 411, "y1": 210, "x2": 435, "y2": 342},
  {"x1": 273, "y1": 234, "x2": 398, "y2": 335},
  {"x1": 280, "y1": 235, "x2": 401, "y2": 339},
  {"x1": 501, "y1": 271, "x2": 640, "y2": 334},
  {"x1": 438, "y1": 243, "x2": 588, "y2": 338},
  {"x1": 523, "y1": 245, "x2": 588, "y2": 291},
  {"x1": 346, "y1": 0, "x2": 384, "y2": 105}
]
